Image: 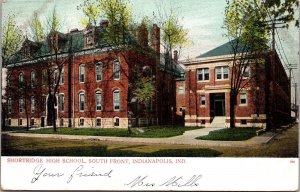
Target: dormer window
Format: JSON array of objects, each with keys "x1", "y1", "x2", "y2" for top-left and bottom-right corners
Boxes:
[
  {"x1": 24, "y1": 46, "x2": 30, "y2": 59},
  {"x1": 85, "y1": 29, "x2": 94, "y2": 48}
]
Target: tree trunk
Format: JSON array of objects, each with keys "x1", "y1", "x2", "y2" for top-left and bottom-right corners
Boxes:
[{"x1": 230, "y1": 91, "x2": 237, "y2": 128}]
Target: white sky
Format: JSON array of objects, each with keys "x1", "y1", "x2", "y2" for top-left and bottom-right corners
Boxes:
[{"x1": 2, "y1": 0, "x2": 299, "y2": 101}]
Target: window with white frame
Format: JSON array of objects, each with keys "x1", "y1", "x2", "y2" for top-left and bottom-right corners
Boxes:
[
  {"x1": 216, "y1": 66, "x2": 229, "y2": 80},
  {"x1": 42, "y1": 69, "x2": 47, "y2": 85},
  {"x1": 240, "y1": 92, "x2": 247, "y2": 105},
  {"x1": 242, "y1": 65, "x2": 250, "y2": 78},
  {"x1": 96, "y1": 91, "x2": 102, "y2": 111},
  {"x1": 178, "y1": 86, "x2": 185, "y2": 94},
  {"x1": 31, "y1": 71, "x2": 36, "y2": 88},
  {"x1": 8, "y1": 98, "x2": 12, "y2": 113},
  {"x1": 31, "y1": 96, "x2": 35, "y2": 113},
  {"x1": 197, "y1": 68, "x2": 209, "y2": 81},
  {"x1": 113, "y1": 90, "x2": 120, "y2": 111},
  {"x1": 60, "y1": 67, "x2": 64, "y2": 84},
  {"x1": 19, "y1": 98, "x2": 24, "y2": 113},
  {"x1": 79, "y1": 92, "x2": 85, "y2": 111},
  {"x1": 59, "y1": 94, "x2": 65, "y2": 112},
  {"x1": 113, "y1": 60, "x2": 120, "y2": 80},
  {"x1": 96, "y1": 118, "x2": 101, "y2": 126},
  {"x1": 79, "y1": 64, "x2": 85, "y2": 83},
  {"x1": 95, "y1": 62, "x2": 102, "y2": 81},
  {"x1": 201, "y1": 95, "x2": 206, "y2": 106},
  {"x1": 19, "y1": 73, "x2": 24, "y2": 88}
]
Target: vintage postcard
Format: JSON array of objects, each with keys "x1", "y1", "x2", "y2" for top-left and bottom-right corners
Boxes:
[{"x1": 1, "y1": 0, "x2": 299, "y2": 191}]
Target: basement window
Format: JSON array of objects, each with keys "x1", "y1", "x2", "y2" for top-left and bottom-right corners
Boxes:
[
  {"x1": 241, "y1": 120, "x2": 247, "y2": 125},
  {"x1": 79, "y1": 118, "x2": 84, "y2": 126}
]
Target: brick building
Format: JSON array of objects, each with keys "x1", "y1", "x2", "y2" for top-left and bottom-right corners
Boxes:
[
  {"x1": 5, "y1": 22, "x2": 182, "y2": 128},
  {"x1": 176, "y1": 41, "x2": 291, "y2": 128}
]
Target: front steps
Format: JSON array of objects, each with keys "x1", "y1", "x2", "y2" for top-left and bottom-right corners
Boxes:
[{"x1": 210, "y1": 116, "x2": 226, "y2": 128}]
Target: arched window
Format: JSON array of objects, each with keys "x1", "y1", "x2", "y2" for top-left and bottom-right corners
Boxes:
[
  {"x1": 42, "y1": 69, "x2": 47, "y2": 85},
  {"x1": 113, "y1": 89, "x2": 120, "y2": 111},
  {"x1": 19, "y1": 72, "x2": 24, "y2": 88},
  {"x1": 113, "y1": 60, "x2": 120, "y2": 80},
  {"x1": 79, "y1": 64, "x2": 85, "y2": 83},
  {"x1": 95, "y1": 62, "x2": 102, "y2": 81},
  {"x1": 79, "y1": 92, "x2": 85, "y2": 111},
  {"x1": 95, "y1": 91, "x2": 102, "y2": 111},
  {"x1": 31, "y1": 71, "x2": 36, "y2": 88}
]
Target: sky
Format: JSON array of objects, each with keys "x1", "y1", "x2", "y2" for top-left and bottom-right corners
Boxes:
[{"x1": 2, "y1": 0, "x2": 299, "y2": 100}]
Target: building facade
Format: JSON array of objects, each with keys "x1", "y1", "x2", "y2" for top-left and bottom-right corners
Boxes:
[
  {"x1": 176, "y1": 41, "x2": 291, "y2": 128},
  {"x1": 5, "y1": 22, "x2": 182, "y2": 129}
]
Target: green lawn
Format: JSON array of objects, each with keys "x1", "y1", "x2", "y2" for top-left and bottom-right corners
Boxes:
[
  {"x1": 196, "y1": 128, "x2": 257, "y2": 141},
  {"x1": 24, "y1": 126, "x2": 201, "y2": 138},
  {"x1": 1, "y1": 134, "x2": 221, "y2": 157}
]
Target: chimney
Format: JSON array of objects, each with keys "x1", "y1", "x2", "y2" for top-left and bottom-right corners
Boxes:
[
  {"x1": 151, "y1": 24, "x2": 160, "y2": 54},
  {"x1": 137, "y1": 23, "x2": 148, "y2": 47},
  {"x1": 173, "y1": 50, "x2": 178, "y2": 63}
]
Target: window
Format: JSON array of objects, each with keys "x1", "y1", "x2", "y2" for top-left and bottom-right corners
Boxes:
[
  {"x1": 53, "y1": 70, "x2": 58, "y2": 85},
  {"x1": 8, "y1": 98, "x2": 12, "y2": 113},
  {"x1": 19, "y1": 119, "x2": 23, "y2": 126},
  {"x1": 114, "y1": 117, "x2": 119, "y2": 127},
  {"x1": 113, "y1": 90, "x2": 120, "y2": 111},
  {"x1": 96, "y1": 92, "x2": 102, "y2": 111},
  {"x1": 19, "y1": 73, "x2": 24, "y2": 88},
  {"x1": 241, "y1": 119, "x2": 247, "y2": 125},
  {"x1": 197, "y1": 68, "x2": 209, "y2": 81},
  {"x1": 79, "y1": 65, "x2": 85, "y2": 83},
  {"x1": 41, "y1": 95, "x2": 46, "y2": 112},
  {"x1": 178, "y1": 86, "x2": 185, "y2": 94},
  {"x1": 79, "y1": 92, "x2": 85, "y2": 111},
  {"x1": 79, "y1": 118, "x2": 84, "y2": 126},
  {"x1": 59, "y1": 94, "x2": 65, "y2": 112},
  {"x1": 95, "y1": 62, "x2": 102, "y2": 81},
  {"x1": 242, "y1": 65, "x2": 250, "y2": 78},
  {"x1": 19, "y1": 98, "x2": 24, "y2": 113},
  {"x1": 8, "y1": 119, "x2": 11, "y2": 126},
  {"x1": 60, "y1": 67, "x2": 64, "y2": 84},
  {"x1": 31, "y1": 96, "x2": 35, "y2": 113},
  {"x1": 216, "y1": 66, "x2": 229, "y2": 80},
  {"x1": 240, "y1": 93, "x2": 247, "y2": 105},
  {"x1": 96, "y1": 118, "x2": 101, "y2": 126},
  {"x1": 30, "y1": 118, "x2": 35, "y2": 126},
  {"x1": 24, "y1": 46, "x2": 30, "y2": 58},
  {"x1": 201, "y1": 96, "x2": 206, "y2": 106},
  {"x1": 31, "y1": 71, "x2": 36, "y2": 88},
  {"x1": 42, "y1": 70, "x2": 47, "y2": 85},
  {"x1": 86, "y1": 31, "x2": 94, "y2": 47},
  {"x1": 201, "y1": 120, "x2": 206, "y2": 125},
  {"x1": 113, "y1": 60, "x2": 120, "y2": 80}
]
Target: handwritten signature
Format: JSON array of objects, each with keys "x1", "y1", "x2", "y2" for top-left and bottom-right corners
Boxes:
[
  {"x1": 124, "y1": 174, "x2": 202, "y2": 188},
  {"x1": 31, "y1": 164, "x2": 113, "y2": 184}
]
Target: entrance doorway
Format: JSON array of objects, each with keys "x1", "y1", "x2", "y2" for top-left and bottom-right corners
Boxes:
[{"x1": 210, "y1": 93, "x2": 225, "y2": 117}]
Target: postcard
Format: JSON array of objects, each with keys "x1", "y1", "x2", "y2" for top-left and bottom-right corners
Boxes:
[{"x1": 1, "y1": 0, "x2": 299, "y2": 191}]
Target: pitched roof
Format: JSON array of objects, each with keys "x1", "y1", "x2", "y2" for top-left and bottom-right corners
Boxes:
[{"x1": 197, "y1": 39, "x2": 246, "y2": 58}]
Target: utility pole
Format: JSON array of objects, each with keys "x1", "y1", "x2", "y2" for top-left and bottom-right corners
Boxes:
[{"x1": 266, "y1": 19, "x2": 285, "y2": 131}]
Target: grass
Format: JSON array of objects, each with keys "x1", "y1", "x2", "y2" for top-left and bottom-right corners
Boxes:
[
  {"x1": 2, "y1": 124, "x2": 298, "y2": 157},
  {"x1": 1, "y1": 134, "x2": 221, "y2": 157},
  {"x1": 196, "y1": 128, "x2": 257, "y2": 141},
  {"x1": 24, "y1": 126, "x2": 201, "y2": 138}
]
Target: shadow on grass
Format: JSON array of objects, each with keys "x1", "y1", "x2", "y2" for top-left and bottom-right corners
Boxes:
[
  {"x1": 2, "y1": 146, "x2": 222, "y2": 157},
  {"x1": 196, "y1": 128, "x2": 257, "y2": 141}
]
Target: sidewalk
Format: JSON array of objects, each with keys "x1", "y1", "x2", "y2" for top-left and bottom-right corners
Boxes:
[{"x1": 3, "y1": 127, "x2": 277, "y2": 147}]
